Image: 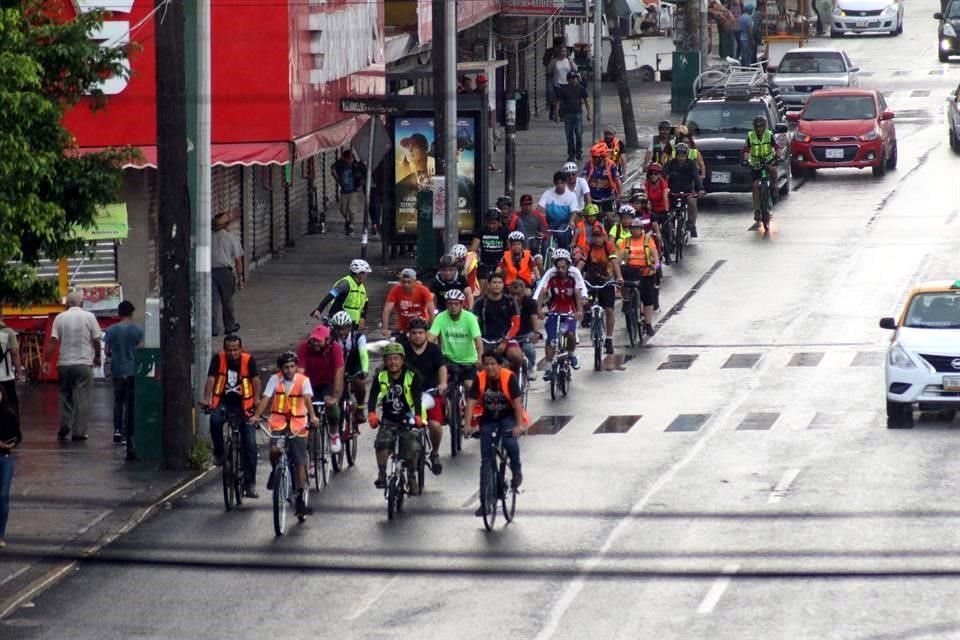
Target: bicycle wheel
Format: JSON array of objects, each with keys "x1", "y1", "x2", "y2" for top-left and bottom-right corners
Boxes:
[
  {"x1": 345, "y1": 407, "x2": 359, "y2": 467},
  {"x1": 330, "y1": 415, "x2": 344, "y2": 473},
  {"x1": 387, "y1": 474, "x2": 399, "y2": 520},
  {"x1": 624, "y1": 297, "x2": 638, "y2": 348},
  {"x1": 273, "y1": 465, "x2": 288, "y2": 536},
  {"x1": 559, "y1": 364, "x2": 569, "y2": 397},
  {"x1": 297, "y1": 480, "x2": 309, "y2": 523},
  {"x1": 309, "y1": 429, "x2": 321, "y2": 491},
  {"x1": 675, "y1": 213, "x2": 684, "y2": 263},
  {"x1": 500, "y1": 456, "x2": 516, "y2": 523},
  {"x1": 449, "y1": 387, "x2": 463, "y2": 457},
  {"x1": 232, "y1": 440, "x2": 244, "y2": 508},
  {"x1": 481, "y1": 460, "x2": 498, "y2": 531},
  {"x1": 759, "y1": 179, "x2": 772, "y2": 230},
  {"x1": 396, "y1": 471, "x2": 406, "y2": 514},
  {"x1": 520, "y1": 362, "x2": 530, "y2": 409},
  {"x1": 221, "y1": 440, "x2": 236, "y2": 512},
  {"x1": 318, "y1": 427, "x2": 330, "y2": 487},
  {"x1": 549, "y1": 361, "x2": 558, "y2": 400},
  {"x1": 417, "y1": 445, "x2": 426, "y2": 494}
]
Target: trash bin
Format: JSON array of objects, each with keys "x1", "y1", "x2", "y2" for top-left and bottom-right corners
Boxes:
[
  {"x1": 134, "y1": 348, "x2": 163, "y2": 462},
  {"x1": 515, "y1": 90, "x2": 530, "y2": 131},
  {"x1": 671, "y1": 50, "x2": 701, "y2": 114}
]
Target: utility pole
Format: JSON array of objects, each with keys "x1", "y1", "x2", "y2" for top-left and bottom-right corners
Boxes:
[
  {"x1": 606, "y1": 3, "x2": 639, "y2": 150},
  {"x1": 442, "y1": 0, "x2": 458, "y2": 253},
  {"x1": 431, "y1": 0, "x2": 449, "y2": 253},
  {"x1": 592, "y1": 0, "x2": 603, "y2": 144},
  {"x1": 155, "y1": 0, "x2": 194, "y2": 470},
  {"x1": 504, "y1": 43, "x2": 518, "y2": 204}
]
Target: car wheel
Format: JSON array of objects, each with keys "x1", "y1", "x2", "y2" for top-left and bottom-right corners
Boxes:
[
  {"x1": 830, "y1": 28, "x2": 840, "y2": 38},
  {"x1": 886, "y1": 400, "x2": 914, "y2": 428},
  {"x1": 950, "y1": 128, "x2": 960, "y2": 153},
  {"x1": 779, "y1": 164, "x2": 791, "y2": 196},
  {"x1": 872, "y1": 154, "x2": 887, "y2": 177},
  {"x1": 895, "y1": 15, "x2": 903, "y2": 34},
  {"x1": 940, "y1": 50, "x2": 950, "y2": 62},
  {"x1": 886, "y1": 142, "x2": 898, "y2": 170}
]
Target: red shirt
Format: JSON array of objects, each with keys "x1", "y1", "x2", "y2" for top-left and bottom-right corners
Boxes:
[
  {"x1": 295, "y1": 340, "x2": 344, "y2": 388},
  {"x1": 545, "y1": 274, "x2": 578, "y2": 314},
  {"x1": 386, "y1": 282, "x2": 433, "y2": 331},
  {"x1": 645, "y1": 177, "x2": 669, "y2": 213}
]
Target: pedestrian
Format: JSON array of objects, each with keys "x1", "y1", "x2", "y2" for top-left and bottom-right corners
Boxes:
[
  {"x1": 0, "y1": 384, "x2": 21, "y2": 548},
  {"x1": 547, "y1": 44, "x2": 578, "y2": 123},
  {"x1": 815, "y1": 0, "x2": 833, "y2": 35},
  {"x1": 211, "y1": 211, "x2": 244, "y2": 337},
  {"x1": 0, "y1": 318, "x2": 21, "y2": 418},
  {"x1": 103, "y1": 300, "x2": 144, "y2": 460},
  {"x1": 739, "y1": 4, "x2": 757, "y2": 65},
  {"x1": 368, "y1": 160, "x2": 384, "y2": 236},
  {"x1": 542, "y1": 36, "x2": 565, "y2": 120},
  {"x1": 46, "y1": 291, "x2": 101, "y2": 442},
  {"x1": 553, "y1": 71, "x2": 590, "y2": 162},
  {"x1": 331, "y1": 149, "x2": 367, "y2": 236},
  {"x1": 711, "y1": 0, "x2": 739, "y2": 59}
]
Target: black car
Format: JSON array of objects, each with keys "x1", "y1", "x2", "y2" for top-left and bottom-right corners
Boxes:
[
  {"x1": 949, "y1": 81, "x2": 960, "y2": 153},
  {"x1": 934, "y1": 0, "x2": 960, "y2": 62}
]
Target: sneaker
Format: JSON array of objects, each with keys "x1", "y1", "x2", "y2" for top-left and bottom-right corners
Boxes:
[
  {"x1": 570, "y1": 355, "x2": 580, "y2": 370},
  {"x1": 57, "y1": 431, "x2": 70, "y2": 442},
  {"x1": 474, "y1": 505, "x2": 485, "y2": 517},
  {"x1": 113, "y1": 431, "x2": 124, "y2": 444},
  {"x1": 580, "y1": 316, "x2": 591, "y2": 329},
  {"x1": 754, "y1": 210, "x2": 761, "y2": 222},
  {"x1": 374, "y1": 473, "x2": 386, "y2": 489},
  {"x1": 329, "y1": 433, "x2": 342, "y2": 454},
  {"x1": 243, "y1": 484, "x2": 260, "y2": 499},
  {"x1": 295, "y1": 493, "x2": 308, "y2": 517},
  {"x1": 511, "y1": 471, "x2": 523, "y2": 489},
  {"x1": 407, "y1": 472, "x2": 420, "y2": 495},
  {"x1": 644, "y1": 322, "x2": 656, "y2": 337},
  {"x1": 430, "y1": 454, "x2": 443, "y2": 475},
  {"x1": 345, "y1": 224, "x2": 354, "y2": 236},
  {"x1": 354, "y1": 407, "x2": 367, "y2": 423},
  {"x1": 0, "y1": 539, "x2": 5, "y2": 549},
  {"x1": 575, "y1": 153, "x2": 583, "y2": 161},
  {"x1": 71, "y1": 435, "x2": 89, "y2": 442},
  {"x1": 227, "y1": 324, "x2": 240, "y2": 334},
  {"x1": 688, "y1": 223, "x2": 698, "y2": 238},
  {"x1": 604, "y1": 338, "x2": 614, "y2": 355}
]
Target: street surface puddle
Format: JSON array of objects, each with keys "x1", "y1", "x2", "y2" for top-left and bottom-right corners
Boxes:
[
  {"x1": 910, "y1": 89, "x2": 931, "y2": 97},
  {"x1": 809, "y1": 412, "x2": 845, "y2": 429},
  {"x1": 787, "y1": 352, "x2": 824, "y2": 367},
  {"x1": 665, "y1": 413, "x2": 710, "y2": 432},
  {"x1": 657, "y1": 354, "x2": 698, "y2": 370},
  {"x1": 737, "y1": 412, "x2": 780, "y2": 430},
  {"x1": 594, "y1": 415, "x2": 641, "y2": 434},
  {"x1": 527, "y1": 416, "x2": 572, "y2": 435},
  {"x1": 851, "y1": 351, "x2": 884, "y2": 367},
  {"x1": 722, "y1": 353, "x2": 762, "y2": 369}
]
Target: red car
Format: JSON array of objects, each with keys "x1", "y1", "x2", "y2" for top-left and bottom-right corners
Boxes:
[{"x1": 788, "y1": 88, "x2": 897, "y2": 178}]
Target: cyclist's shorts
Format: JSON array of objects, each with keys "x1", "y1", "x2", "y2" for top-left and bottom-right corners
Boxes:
[
  {"x1": 544, "y1": 313, "x2": 577, "y2": 345},
  {"x1": 547, "y1": 226, "x2": 572, "y2": 250},
  {"x1": 374, "y1": 420, "x2": 421, "y2": 460},
  {"x1": 588, "y1": 282, "x2": 616, "y2": 309},
  {"x1": 422, "y1": 391, "x2": 446, "y2": 424},
  {"x1": 270, "y1": 429, "x2": 308, "y2": 466},
  {"x1": 597, "y1": 199, "x2": 616, "y2": 213},
  {"x1": 445, "y1": 361, "x2": 478, "y2": 385}
]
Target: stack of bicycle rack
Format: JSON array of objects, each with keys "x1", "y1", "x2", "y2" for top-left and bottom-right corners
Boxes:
[{"x1": 693, "y1": 63, "x2": 785, "y2": 115}]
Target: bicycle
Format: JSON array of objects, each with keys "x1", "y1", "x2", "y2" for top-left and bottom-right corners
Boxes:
[
  {"x1": 445, "y1": 365, "x2": 467, "y2": 457},
  {"x1": 203, "y1": 407, "x2": 249, "y2": 512},
  {"x1": 748, "y1": 160, "x2": 776, "y2": 232},
  {"x1": 309, "y1": 401, "x2": 331, "y2": 490},
  {"x1": 545, "y1": 312, "x2": 575, "y2": 400},
  {"x1": 585, "y1": 281, "x2": 617, "y2": 371},
  {"x1": 257, "y1": 423, "x2": 309, "y2": 536},
  {"x1": 384, "y1": 416, "x2": 417, "y2": 520},
  {"x1": 669, "y1": 193, "x2": 696, "y2": 264},
  {"x1": 542, "y1": 225, "x2": 572, "y2": 272},
  {"x1": 477, "y1": 427, "x2": 521, "y2": 531},
  {"x1": 415, "y1": 411, "x2": 433, "y2": 495},
  {"x1": 620, "y1": 280, "x2": 644, "y2": 348},
  {"x1": 334, "y1": 378, "x2": 362, "y2": 470}
]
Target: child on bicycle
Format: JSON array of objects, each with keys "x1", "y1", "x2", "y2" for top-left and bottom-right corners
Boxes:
[
  {"x1": 535, "y1": 249, "x2": 584, "y2": 378},
  {"x1": 368, "y1": 343, "x2": 424, "y2": 494}
]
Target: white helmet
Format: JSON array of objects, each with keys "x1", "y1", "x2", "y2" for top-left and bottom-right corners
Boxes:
[
  {"x1": 329, "y1": 311, "x2": 353, "y2": 327},
  {"x1": 553, "y1": 249, "x2": 572, "y2": 264},
  {"x1": 562, "y1": 161, "x2": 578, "y2": 174},
  {"x1": 349, "y1": 259, "x2": 372, "y2": 274},
  {"x1": 508, "y1": 231, "x2": 525, "y2": 242},
  {"x1": 450, "y1": 244, "x2": 468, "y2": 260},
  {"x1": 444, "y1": 289, "x2": 466, "y2": 302},
  {"x1": 618, "y1": 204, "x2": 636, "y2": 217}
]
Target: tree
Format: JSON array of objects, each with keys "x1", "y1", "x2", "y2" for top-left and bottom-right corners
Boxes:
[{"x1": 0, "y1": 0, "x2": 130, "y2": 306}]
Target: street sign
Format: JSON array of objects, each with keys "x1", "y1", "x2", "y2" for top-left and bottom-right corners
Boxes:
[{"x1": 339, "y1": 97, "x2": 405, "y2": 115}]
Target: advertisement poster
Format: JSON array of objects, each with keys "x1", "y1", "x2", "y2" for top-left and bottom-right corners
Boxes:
[{"x1": 394, "y1": 117, "x2": 478, "y2": 235}]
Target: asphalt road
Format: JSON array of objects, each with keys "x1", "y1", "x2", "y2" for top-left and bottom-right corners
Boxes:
[{"x1": 5, "y1": 5, "x2": 960, "y2": 639}]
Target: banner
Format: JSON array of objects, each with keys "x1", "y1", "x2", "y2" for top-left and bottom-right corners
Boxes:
[{"x1": 77, "y1": 203, "x2": 129, "y2": 240}]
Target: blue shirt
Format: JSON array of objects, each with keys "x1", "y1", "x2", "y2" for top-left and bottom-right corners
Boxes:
[
  {"x1": 104, "y1": 322, "x2": 144, "y2": 378},
  {"x1": 738, "y1": 14, "x2": 753, "y2": 44}
]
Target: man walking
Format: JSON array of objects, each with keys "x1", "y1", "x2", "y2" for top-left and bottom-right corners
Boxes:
[
  {"x1": 0, "y1": 318, "x2": 21, "y2": 418},
  {"x1": 331, "y1": 149, "x2": 367, "y2": 236},
  {"x1": 46, "y1": 291, "x2": 101, "y2": 442},
  {"x1": 211, "y1": 212, "x2": 244, "y2": 337},
  {"x1": 103, "y1": 301, "x2": 144, "y2": 459},
  {"x1": 554, "y1": 71, "x2": 590, "y2": 162}
]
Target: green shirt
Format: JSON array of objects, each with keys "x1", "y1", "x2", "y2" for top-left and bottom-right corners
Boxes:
[{"x1": 429, "y1": 309, "x2": 481, "y2": 365}]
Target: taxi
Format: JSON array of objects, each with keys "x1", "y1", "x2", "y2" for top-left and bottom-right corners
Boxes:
[{"x1": 879, "y1": 280, "x2": 960, "y2": 428}]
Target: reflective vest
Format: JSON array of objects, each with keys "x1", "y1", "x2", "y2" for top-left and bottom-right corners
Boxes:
[
  {"x1": 747, "y1": 129, "x2": 775, "y2": 164},
  {"x1": 605, "y1": 136, "x2": 624, "y2": 166},
  {"x1": 609, "y1": 223, "x2": 631, "y2": 246},
  {"x1": 211, "y1": 352, "x2": 255, "y2": 413},
  {"x1": 669, "y1": 146, "x2": 701, "y2": 162},
  {"x1": 268, "y1": 372, "x2": 308, "y2": 435},
  {"x1": 334, "y1": 275, "x2": 367, "y2": 323},
  {"x1": 622, "y1": 234, "x2": 657, "y2": 276},
  {"x1": 374, "y1": 368, "x2": 424, "y2": 420},
  {"x1": 501, "y1": 249, "x2": 535, "y2": 286},
  {"x1": 651, "y1": 135, "x2": 673, "y2": 165},
  {"x1": 474, "y1": 367, "x2": 529, "y2": 425}
]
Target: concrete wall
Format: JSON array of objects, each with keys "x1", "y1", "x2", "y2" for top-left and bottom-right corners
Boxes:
[{"x1": 116, "y1": 169, "x2": 154, "y2": 324}]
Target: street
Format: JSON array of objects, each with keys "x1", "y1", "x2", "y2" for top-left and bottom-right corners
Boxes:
[{"x1": 4, "y1": 5, "x2": 960, "y2": 638}]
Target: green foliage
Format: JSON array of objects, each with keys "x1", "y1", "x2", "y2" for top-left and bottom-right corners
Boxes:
[
  {"x1": 0, "y1": 0, "x2": 133, "y2": 305},
  {"x1": 188, "y1": 437, "x2": 212, "y2": 471}
]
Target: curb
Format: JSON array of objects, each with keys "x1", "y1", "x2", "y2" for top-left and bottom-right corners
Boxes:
[{"x1": 0, "y1": 467, "x2": 217, "y2": 621}]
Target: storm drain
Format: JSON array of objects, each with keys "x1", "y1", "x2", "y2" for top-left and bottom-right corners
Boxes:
[
  {"x1": 851, "y1": 351, "x2": 884, "y2": 367},
  {"x1": 788, "y1": 352, "x2": 824, "y2": 367},
  {"x1": 737, "y1": 412, "x2": 780, "y2": 430},
  {"x1": 808, "y1": 412, "x2": 845, "y2": 429},
  {"x1": 657, "y1": 354, "x2": 698, "y2": 370},
  {"x1": 665, "y1": 413, "x2": 710, "y2": 432},
  {"x1": 527, "y1": 415, "x2": 572, "y2": 435},
  {"x1": 722, "y1": 353, "x2": 762, "y2": 369},
  {"x1": 594, "y1": 415, "x2": 641, "y2": 434}
]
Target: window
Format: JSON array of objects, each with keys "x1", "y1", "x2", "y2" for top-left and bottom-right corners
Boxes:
[
  {"x1": 685, "y1": 102, "x2": 767, "y2": 134},
  {"x1": 905, "y1": 292, "x2": 960, "y2": 328},
  {"x1": 802, "y1": 95, "x2": 877, "y2": 120},
  {"x1": 778, "y1": 52, "x2": 847, "y2": 74}
]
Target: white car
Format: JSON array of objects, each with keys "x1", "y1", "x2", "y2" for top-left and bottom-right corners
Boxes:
[
  {"x1": 880, "y1": 280, "x2": 960, "y2": 428},
  {"x1": 771, "y1": 48, "x2": 860, "y2": 110},
  {"x1": 832, "y1": 0, "x2": 904, "y2": 36}
]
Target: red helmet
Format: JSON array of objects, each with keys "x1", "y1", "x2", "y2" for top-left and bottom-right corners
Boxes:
[
  {"x1": 647, "y1": 162, "x2": 663, "y2": 174},
  {"x1": 590, "y1": 142, "x2": 609, "y2": 157}
]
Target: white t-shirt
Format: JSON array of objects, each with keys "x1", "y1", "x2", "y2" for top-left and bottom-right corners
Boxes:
[
  {"x1": 552, "y1": 57, "x2": 574, "y2": 86},
  {"x1": 51, "y1": 307, "x2": 102, "y2": 367},
  {"x1": 534, "y1": 265, "x2": 588, "y2": 300},
  {"x1": 567, "y1": 177, "x2": 591, "y2": 211},
  {"x1": 263, "y1": 373, "x2": 315, "y2": 400},
  {"x1": 538, "y1": 188, "x2": 580, "y2": 229}
]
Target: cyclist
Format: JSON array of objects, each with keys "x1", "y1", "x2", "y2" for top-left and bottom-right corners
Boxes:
[
  {"x1": 495, "y1": 195, "x2": 514, "y2": 224},
  {"x1": 469, "y1": 209, "x2": 510, "y2": 291},
  {"x1": 509, "y1": 279, "x2": 542, "y2": 373},
  {"x1": 609, "y1": 204, "x2": 634, "y2": 247},
  {"x1": 295, "y1": 324, "x2": 344, "y2": 453},
  {"x1": 537, "y1": 171, "x2": 579, "y2": 251},
  {"x1": 582, "y1": 142, "x2": 622, "y2": 215},
  {"x1": 451, "y1": 243, "x2": 481, "y2": 298},
  {"x1": 572, "y1": 203, "x2": 602, "y2": 256},
  {"x1": 201, "y1": 334, "x2": 261, "y2": 498},
  {"x1": 743, "y1": 115, "x2": 781, "y2": 227},
  {"x1": 368, "y1": 343, "x2": 424, "y2": 494},
  {"x1": 252, "y1": 351, "x2": 321, "y2": 519},
  {"x1": 465, "y1": 350, "x2": 527, "y2": 516},
  {"x1": 474, "y1": 272, "x2": 524, "y2": 373},
  {"x1": 507, "y1": 194, "x2": 548, "y2": 258},
  {"x1": 382, "y1": 267, "x2": 435, "y2": 335},
  {"x1": 501, "y1": 231, "x2": 539, "y2": 290},
  {"x1": 312, "y1": 259, "x2": 371, "y2": 328},
  {"x1": 562, "y1": 161, "x2": 592, "y2": 211},
  {"x1": 536, "y1": 249, "x2": 584, "y2": 379},
  {"x1": 600, "y1": 125, "x2": 628, "y2": 174},
  {"x1": 432, "y1": 254, "x2": 475, "y2": 312},
  {"x1": 643, "y1": 120, "x2": 674, "y2": 169},
  {"x1": 429, "y1": 289, "x2": 483, "y2": 396},
  {"x1": 329, "y1": 311, "x2": 369, "y2": 424},
  {"x1": 644, "y1": 163, "x2": 671, "y2": 263},
  {"x1": 673, "y1": 125, "x2": 706, "y2": 179},
  {"x1": 663, "y1": 143, "x2": 704, "y2": 238},
  {"x1": 577, "y1": 223, "x2": 624, "y2": 355},
  {"x1": 619, "y1": 217, "x2": 660, "y2": 337},
  {"x1": 404, "y1": 317, "x2": 446, "y2": 474}
]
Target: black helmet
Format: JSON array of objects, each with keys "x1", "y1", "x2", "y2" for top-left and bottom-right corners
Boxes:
[
  {"x1": 438, "y1": 254, "x2": 456, "y2": 268},
  {"x1": 485, "y1": 207, "x2": 502, "y2": 220},
  {"x1": 753, "y1": 115, "x2": 768, "y2": 127},
  {"x1": 658, "y1": 120, "x2": 672, "y2": 129},
  {"x1": 407, "y1": 317, "x2": 429, "y2": 331},
  {"x1": 496, "y1": 195, "x2": 513, "y2": 208},
  {"x1": 276, "y1": 351, "x2": 297, "y2": 369}
]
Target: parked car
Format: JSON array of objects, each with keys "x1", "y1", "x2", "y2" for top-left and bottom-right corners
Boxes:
[
  {"x1": 831, "y1": 0, "x2": 904, "y2": 36},
  {"x1": 788, "y1": 88, "x2": 897, "y2": 177},
  {"x1": 934, "y1": 0, "x2": 960, "y2": 62},
  {"x1": 949, "y1": 81, "x2": 960, "y2": 153},
  {"x1": 771, "y1": 48, "x2": 860, "y2": 110},
  {"x1": 879, "y1": 280, "x2": 960, "y2": 428}
]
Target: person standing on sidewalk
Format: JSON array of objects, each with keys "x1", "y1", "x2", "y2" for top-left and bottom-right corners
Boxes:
[
  {"x1": 0, "y1": 318, "x2": 21, "y2": 418},
  {"x1": 211, "y1": 212, "x2": 244, "y2": 337},
  {"x1": 553, "y1": 72, "x2": 590, "y2": 162},
  {"x1": 103, "y1": 301, "x2": 144, "y2": 458},
  {"x1": 547, "y1": 45, "x2": 578, "y2": 124},
  {"x1": 331, "y1": 149, "x2": 367, "y2": 236},
  {"x1": 46, "y1": 291, "x2": 101, "y2": 442},
  {"x1": 0, "y1": 385, "x2": 21, "y2": 548}
]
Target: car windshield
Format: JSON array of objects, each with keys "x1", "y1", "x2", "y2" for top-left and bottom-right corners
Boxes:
[
  {"x1": 685, "y1": 103, "x2": 767, "y2": 134},
  {"x1": 802, "y1": 95, "x2": 877, "y2": 120},
  {"x1": 946, "y1": 1, "x2": 960, "y2": 18},
  {"x1": 904, "y1": 292, "x2": 960, "y2": 329},
  {"x1": 778, "y1": 52, "x2": 846, "y2": 74}
]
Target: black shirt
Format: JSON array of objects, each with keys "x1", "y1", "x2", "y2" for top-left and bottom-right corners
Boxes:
[
  {"x1": 664, "y1": 158, "x2": 703, "y2": 194},
  {"x1": 207, "y1": 354, "x2": 260, "y2": 414},
  {"x1": 368, "y1": 366, "x2": 423, "y2": 423},
  {"x1": 469, "y1": 370, "x2": 522, "y2": 423},
  {"x1": 0, "y1": 403, "x2": 21, "y2": 456},
  {"x1": 473, "y1": 295, "x2": 519, "y2": 341},
  {"x1": 431, "y1": 273, "x2": 469, "y2": 311},
  {"x1": 474, "y1": 227, "x2": 509, "y2": 266},
  {"x1": 556, "y1": 83, "x2": 588, "y2": 115},
  {"x1": 404, "y1": 341, "x2": 445, "y2": 390},
  {"x1": 515, "y1": 296, "x2": 539, "y2": 336}
]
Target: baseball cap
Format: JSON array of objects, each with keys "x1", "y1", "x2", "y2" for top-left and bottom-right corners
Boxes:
[
  {"x1": 310, "y1": 324, "x2": 330, "y2": 342},
  {"x1": 400, "y1": 268, "x2": 417, "y2": 279},
  {"x1": 519, "y1": 194, "x2": 533, "y2": 204}
]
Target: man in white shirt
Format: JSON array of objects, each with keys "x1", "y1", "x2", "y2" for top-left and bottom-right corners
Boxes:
[
  {"x1": 0, "y1": 319, "x2": 21, "y2": 417},
  {"x1": 562, "y1": 162, "x2": 592, "y2": 211},
  {"x1": 46, "y1": 291, "x2": 102, "y2": 441}
]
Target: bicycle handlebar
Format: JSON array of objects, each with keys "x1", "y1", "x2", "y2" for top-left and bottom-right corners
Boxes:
[{"x1": 585, "y1": 280, "x2": 618, "y2": 289}]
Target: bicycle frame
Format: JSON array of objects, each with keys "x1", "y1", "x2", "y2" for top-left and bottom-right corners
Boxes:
[
  {"x1": 384, "y1": 418, "x2": 416, "y2": 519},
  {"x1": 480, "y1": 426, "x2": 520, "y2": 531},
  {"x1": 585, "y1": 281, "x2": 616, "y2": 370}
]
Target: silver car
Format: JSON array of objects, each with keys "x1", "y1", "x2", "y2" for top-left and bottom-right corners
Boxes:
[
  {"x1": 771, "y1": 48, "x2": 860, "y2": 110},
  {"x1": 832, "y1": 0, "x2": 904, "y2": 35}
]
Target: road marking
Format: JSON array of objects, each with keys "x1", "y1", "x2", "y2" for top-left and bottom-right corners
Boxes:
[
  {"x1": 345, "y1": 575, "x2": 399, "y2": 621},
  {"x1": 76, "y1": 509, "x2": 111, "y2": 536},
  {"x1": 460, "y1": 490, "x2": 480, "y2": 508},
  {"x1": 0, "y1": 567, "x2": 30, "y2": 589},
  {"x1": 768, "y1": 468, "x2": 802, "y2": 504},
  {"x1": 696, "y1": 564, "x2": 740, "y2": 614},
  {"x1": 653, "y1": 260, "x2": 726, "y2": 333}
]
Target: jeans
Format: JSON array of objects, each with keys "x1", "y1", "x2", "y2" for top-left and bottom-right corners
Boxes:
[
  {"x1": 57, "y1": 364, "x2": 93, "y2": 437},
  {"x1": 719, "y1": 31, "x2": 737, "y2": 59},
  {"x1": 563, "y1": 112, "x2": 583, "y2": 160},
  {"x1": 479, "y1": 417, "x2": 521, "y2": 492},
  {"x1": 112, "y1": 376, "x2": 135, "y2": 454},
  {"x1": 547, "y1": 83, "x2": 557, "y2": 119},
  {"x1": 210, "y1": 410, "x2": 258, "y2": 485},
  {"x1": 0, "y1": 455, "x2": 13, "y2": 538},
  {"x1": 211, "y1": 267, "x2": 237, "y2": 335}
]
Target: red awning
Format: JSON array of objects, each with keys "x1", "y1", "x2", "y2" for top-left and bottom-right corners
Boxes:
[
  {"x1": 212, "y1": 141, "x2": 289, "y2": 166},
  {"x1": 293, "y1": 115, "x2": 368, "y2": 161},
  {"x1": 72, "y1": 146, "x2": 158, "y2": 169}
]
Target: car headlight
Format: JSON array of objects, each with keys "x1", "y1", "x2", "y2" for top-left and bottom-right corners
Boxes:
[
  {"x1": 881, "y1": 4, "x2": 897, "y2": 16},
  {"x1": 888, "y1": 342, "x2": 916, "y2": 369},
  {"x1": 944, "y1": 23, "x2": 958, "y2": 38},
  {"x1": 833, "y1": 7, "x2": 844, "y2": 15},
  {"x1": 860, "y1": 129, "x2": 880, "y2": 141},
  {"x1": 795, "y1": 132, "x2": 811, "y2": 143}
]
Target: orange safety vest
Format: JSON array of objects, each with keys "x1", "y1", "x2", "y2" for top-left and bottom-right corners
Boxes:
[
  {"x1": 211, "y1": 352, "x2": 255, "y2": 413},
  {"x1": 501, "y1": 249, "x2": 534, "y2": 286},
  {"x1": 473, "y1": 368, "x2": 530, "y2": 426},
  {"x1": 623, "y1": 235, "x2": 657, "y2": 276},
  {"x1": 605, "y1": 136, "x2": 623, "y2": 166},
  {"x1": 268, "y1": 372, "x2": 309, "y2": 435}
]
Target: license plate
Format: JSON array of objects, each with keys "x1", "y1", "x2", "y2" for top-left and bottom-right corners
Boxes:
[
  {"x1": 944, "y1": 375, "x2": 960, "y2": 392},
  {"x1": 855, "y1": 20, "x2": 868, "y2": 27},
  {"x1": 825, "y1": 148, "x2": 844, "y2": 159},
  {"x1": 712, "y1": 171, "x2": 731, "y2": 184}
]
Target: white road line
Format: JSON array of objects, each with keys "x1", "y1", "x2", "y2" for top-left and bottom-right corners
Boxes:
[
  {"x1": 76, "y1": 509, "x2": 112, "y2": 536},
  {"x1": 0, "y1": 567, "x2": 30, "y2": 589},
  {"x1": 696, "y1": 564, "x2": 740, "y2": 615},
  {"x1": 768, "y1": 468, "x2": 802, "y2": 504},
  {"x1": 345, "y1": 575, "x2": 399, "y2": 621}
]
